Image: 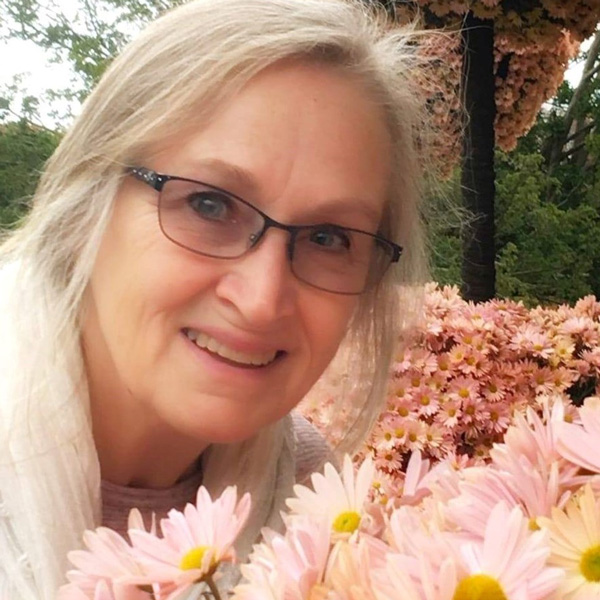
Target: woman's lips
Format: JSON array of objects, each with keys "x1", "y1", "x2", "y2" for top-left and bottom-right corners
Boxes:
[{"x1": 183, "y1": 327, "x2": 284, "y2": 367}]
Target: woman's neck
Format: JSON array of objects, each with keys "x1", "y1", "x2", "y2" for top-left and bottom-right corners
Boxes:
[
  {"x1": 92, "y1": 407, "x2": 207, "y2": 488},
  {"x1": 86, "y1": 364, "x2": 208, "y2": 488}
]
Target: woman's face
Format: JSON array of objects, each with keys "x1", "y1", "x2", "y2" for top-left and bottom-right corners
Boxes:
[{"x1": 83, "y1": 61, "x2": 392, "y2": 445}]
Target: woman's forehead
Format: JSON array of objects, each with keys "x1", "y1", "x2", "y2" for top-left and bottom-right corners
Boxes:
[{"x1": 145, "y1": 62, "x2": 392, "y2": 225}]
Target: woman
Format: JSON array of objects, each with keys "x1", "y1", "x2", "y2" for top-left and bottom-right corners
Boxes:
[{"x1": 0, "y1": 0, "x2": 427, "y2": 597}]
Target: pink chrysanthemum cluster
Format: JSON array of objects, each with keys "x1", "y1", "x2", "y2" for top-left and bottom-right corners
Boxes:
[
  {"x1": 302, "y1": 285, "x2": 600, "y2": 500},
  {"x1": 238, "y1": 398, "x2": 600, "y2": 600},
  {"x1": 391, "y1": 1, "x2": 596, "y2": 154}
]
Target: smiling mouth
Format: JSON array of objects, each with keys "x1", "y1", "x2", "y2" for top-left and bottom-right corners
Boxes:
[{"x1": 183, "y1": 328, "x2": 284, "y2": 368}]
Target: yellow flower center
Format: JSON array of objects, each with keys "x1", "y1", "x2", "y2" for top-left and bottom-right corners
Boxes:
[
  {"x1": 180, "y1": 546, "x2": 212, "y2": 571},
  {"x1": 452, "y1": 574, "x2": 508, "y2": 600},
  {"x1": 308, "y1": 584, "x2": 330, "y2": 600},
  {"x1": 332, "y1": 511, "x2": 361, "y2": 533},
  {"x1": 580, "y1": 545, "x2": 600, "y2": 581}
]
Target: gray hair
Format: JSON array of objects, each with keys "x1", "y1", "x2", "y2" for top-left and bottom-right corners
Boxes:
[{"x1": 2, "y1": 0, "x2": 428, "y2": 455}]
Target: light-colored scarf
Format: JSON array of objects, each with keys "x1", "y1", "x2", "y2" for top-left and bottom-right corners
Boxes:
[{"x1": 0, "y1": 263, "x2": 296, "y2": 599}]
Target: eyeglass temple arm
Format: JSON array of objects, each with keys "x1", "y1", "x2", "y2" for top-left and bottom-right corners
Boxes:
[{"x1": 129, "y1": 166, "x2": 169, "y2": 191}]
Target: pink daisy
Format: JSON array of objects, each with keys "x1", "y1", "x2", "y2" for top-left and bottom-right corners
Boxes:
[
  {"x1": 58, "y1": 527, "x2": 149, "y2": 600},
  {"x1": 286, "y1": 455, "x2": 375, "y2": 537},
  {"x1": 233, "y1": 517, "x2": 331, "y2": 600},
  {"x1": 127, "y1": 486, "x2": 251, "y2": 588},
  {"x1": 397, "y1": 451, "x2": 434, "y2": 506},
  {"x1": 371, "y1": 549, "x2": 458, "y2": 600},
  {"x1": 58, "y1": 580, "x2": 150, "y2": 600},
  {"x1": 326, "y1": 539, "x2": 380, "y2": 600},
  {"x1": 559, "y1": 316, "x2": 597, "y2": 339},
  {"x1": 405, "y1": 421, "x2": 428, "y2": 453},
  {"x1": 448, "y1": 377, "x2": 479, "y2": 404},
  {"x1": 445, "y1": 468, "x2": 519, "y2": 538},
  {"x1": 486, "y1": 403, "x2": 511, "y2": 435},
  {"x1": 482, "y1": 376, "x2": 506, "y2": 403},
  {"x1": 448, "y1": 344, "x2": 469, "y2": 367},
  {"x1": 452, "y1": 502, "x2": 563, "y2": 600},
  {"x1": 510, "y1": 325, "x2": 552, "y2": 359},
  {"x1": 413, "y1": 388, "x2": 440, "y2": 417},
  {"x1": 556, "y1": 397, "x2": 600, "y2": 473},
  {"x1": 423, "y1": 423, "x2": 446, "y2": 455},
  {"x1": 435, "y1": 398, "x2": 461, "y2": 428},
  {"x1": 435, "y1": 352, "x2": 452, "y2": 377},
  {"x1": 551, "y1": 336, "x2": 576, "y2": 365},
  {"x1": 498, "y1": 403, "x2": 566, "y2": 470},
  {"x1": 574, "y1": 295, "x2": 600, "y2": 319},
  {"x1": 389, "y1": 376, "x2": 413, "y2": 402}
]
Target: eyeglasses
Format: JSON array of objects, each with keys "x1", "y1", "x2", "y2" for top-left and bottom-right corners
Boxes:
[{"x1": 129, "y1": 166, "x2": 402, "y2": 295}]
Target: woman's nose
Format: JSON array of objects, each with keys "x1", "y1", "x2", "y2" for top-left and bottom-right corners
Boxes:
[{"x1": 214, "y1": 228, "x2": 296, "y2": 325}]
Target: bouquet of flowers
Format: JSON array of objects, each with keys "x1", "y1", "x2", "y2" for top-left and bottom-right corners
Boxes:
[{"x1": 59, "y1": 394, "x2": 600, "y2": 600}]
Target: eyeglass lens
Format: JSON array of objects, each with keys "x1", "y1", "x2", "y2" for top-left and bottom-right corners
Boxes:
[{"x1": 157, "y1": 178, "x2": 393, "y2": 294}]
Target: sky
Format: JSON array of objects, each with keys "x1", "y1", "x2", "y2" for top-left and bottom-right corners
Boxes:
[
  {"x1": 0, "y1": 38, "x2": 80, "y2": 127},
  {"x1": 1, "y1": 39, "x2": 74, "y2": 94}
]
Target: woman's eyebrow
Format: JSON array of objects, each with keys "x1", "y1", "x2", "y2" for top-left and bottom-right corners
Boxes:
[
  {"x1": 185, "y1": 158, "x2": 260, "y2": 195},
  {"x1": 185, "y1": 157, "x2": 382, "y2": 225},
  {"x1": 303, "y1": 197, "x2": 382, "y2": 226}
]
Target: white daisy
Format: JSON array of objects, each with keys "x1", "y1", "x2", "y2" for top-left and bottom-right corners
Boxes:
[
  {"x1": 286, "y1": 455, "x2": 374, "y2": 536},
  {"x1": 539, "y1": 484, "x2": 600, "y2": 599}
]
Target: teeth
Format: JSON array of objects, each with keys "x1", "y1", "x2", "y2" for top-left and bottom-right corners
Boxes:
[{"x1": 185, "y1": 330, "x2": 278, "y2": 366}]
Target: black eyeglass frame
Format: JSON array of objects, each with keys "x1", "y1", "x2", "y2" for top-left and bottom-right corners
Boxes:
[{"x1": 128, "y1": 166, "x2": 403, "y2": 295}]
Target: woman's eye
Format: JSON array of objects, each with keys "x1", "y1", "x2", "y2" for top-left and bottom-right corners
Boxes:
[
  {"x1": 309, "y1": 226, "x2": 351, "y2": 251},
  {"x1": 187, "y1": 192, "x2": 231, "y2": 221}
]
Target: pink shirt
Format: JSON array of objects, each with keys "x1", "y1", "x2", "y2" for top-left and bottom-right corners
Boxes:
[{"x1": 101, "y1": 414, "x2": 331, "y2": 535}]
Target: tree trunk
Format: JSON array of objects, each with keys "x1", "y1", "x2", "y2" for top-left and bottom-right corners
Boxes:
[
  {"x1": 460, "y1": 12, "x2": 496, "y2": 302},
  {"x1": 545, "y1": 29, "x2": 600, "y2": 171}
]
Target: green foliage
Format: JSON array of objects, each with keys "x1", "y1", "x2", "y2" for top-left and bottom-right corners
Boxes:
[
  {"x1": 0, "y1": 120, "x2": 60, "y2": 229},
  {"x1": 427, "y1": 29, "x2": 600, "y2": 308},
  {"x1": 428, "y1": 142, "x2": 600, "y2": 307},
  {"x1": 495, "y1": 149, "x2": 600, "y2": 304}
]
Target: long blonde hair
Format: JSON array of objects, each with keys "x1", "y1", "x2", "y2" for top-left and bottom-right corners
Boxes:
[{"x1": 0, "y1": 0, "x2": 428, "y2": 595}]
